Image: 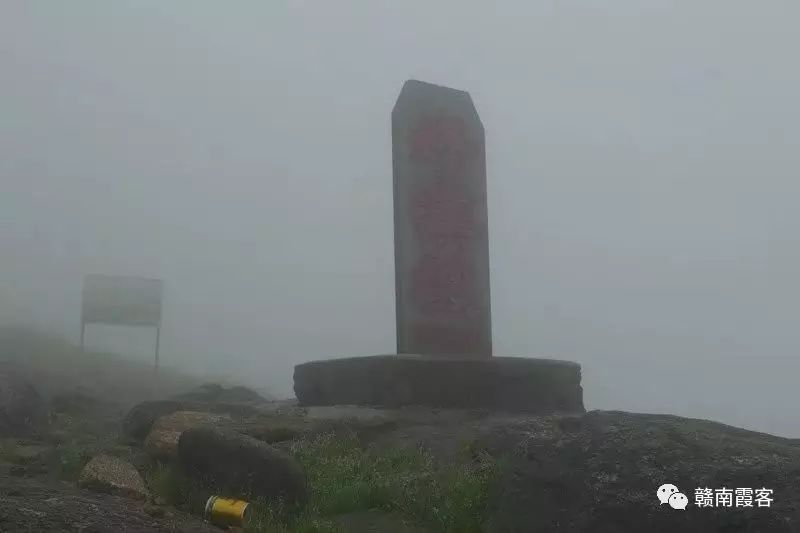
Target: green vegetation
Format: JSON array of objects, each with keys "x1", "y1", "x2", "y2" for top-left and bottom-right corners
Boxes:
[
  {"x1": 140, "y1": 432, "x2": 498, "y2": 532},
  {"x1": 246, "y1": 502, "x2": 341, "y2": 533},
  {"x1": 143, "y1": 460, "x2": 210, "y2": 516},
  {"x1": 53, "y1": 440, "x2": 91, "y2": 480},
  {"x1": 145, "y1": 461, "x2": 189, "y2": 506},
  {"x1": 244, "y1": 432, "x2": 498, "y2": 533},
  {"x1": 0, "y1": 439, "x2": 20, "y2": 462}
]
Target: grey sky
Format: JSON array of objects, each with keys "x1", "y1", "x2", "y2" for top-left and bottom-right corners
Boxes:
[{"x1": 2, "y1": 2, "x2": 798, "y2": 435}]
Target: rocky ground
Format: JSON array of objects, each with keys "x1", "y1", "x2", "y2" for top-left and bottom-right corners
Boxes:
[
  {"x1": 0, "y1": 476, "x2": 219, "y2": 532},
  {"x1": 2, "y1": 330, "x2": 800, "y2": 532}
]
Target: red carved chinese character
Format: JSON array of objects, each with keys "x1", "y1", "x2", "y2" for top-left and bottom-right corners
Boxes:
[
  {"x1": 408, "y1": 115, "x2": 477, "y2": 179},
  {"x1": 411, "y1": 182, "x2": 476, "y2": 240}
]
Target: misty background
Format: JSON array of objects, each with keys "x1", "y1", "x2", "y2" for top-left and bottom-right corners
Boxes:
[{"x1": 1, "y1": 2, "x2": 797, "y2": 436}]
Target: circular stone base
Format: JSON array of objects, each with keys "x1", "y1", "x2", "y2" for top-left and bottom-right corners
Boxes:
[{"x1": 293, "y1": 355, "x2": 584, "y2": 413}]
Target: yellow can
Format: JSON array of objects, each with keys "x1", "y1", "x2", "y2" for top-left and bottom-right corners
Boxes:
[{"x1": 204, "y1": 495, "x2": 251, "y2": 528}]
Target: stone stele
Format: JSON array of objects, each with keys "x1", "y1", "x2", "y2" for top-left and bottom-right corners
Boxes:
[{"x1": 293, "y1": 80, "x2": 584, "y2": 414}]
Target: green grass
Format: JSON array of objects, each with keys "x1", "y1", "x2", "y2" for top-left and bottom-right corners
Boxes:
[
  {"x1": 243, "y1": 432, "x2": 498, "y2": 533},
  {"x1": 135, "y1": 431, "x2": 498, "y2": 532},
  {"x1": 145, "y1": 461, "x2": 189, "y2": 505},
  {"x1": 0, "y1": 439, "x2": 20, "y2": 462},
  {"x1": 144, "y1": 460, "x2": 212, "y2": 516},
  {"x1": 246, "y1": 501, "x2": 342, "y2": 533}
]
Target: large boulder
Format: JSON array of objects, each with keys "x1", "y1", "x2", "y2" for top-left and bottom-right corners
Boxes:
[
  {"x1": 78, "y1": 454, "x2": 150, "y2": 501},
  {"x1": 482, "y1": 410, "x2": 800, "y2": 532},
  {"x1": 178, "y1": 426, "x2": 307, "y2": 505},
  {"x1": 144, "y1": 411, "x2": 233, "y2": 460},
  {"x1": 0, "y1": 364, "x2": 47, "y2": 436},
  {"x1": 122, "y1": 400, "x2": 259, "y2": 443}
]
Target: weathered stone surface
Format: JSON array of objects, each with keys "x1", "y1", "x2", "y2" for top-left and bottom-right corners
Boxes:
[
  {"x1": 237, "y1": 417, "x2": 312, "y2": 444},
  {"x1": 122, "y1": 399, "x2": 259, "y2": 442},
  {"x1": 0, "y1": 364, "x2": 47, "y2": 436},
  {"x1": 481, "y1": 410, "x2": 800, "y2": 532},
  {"x1": 235, "y1": 406, "x2": 398, "y2": 445},
  {"x1": 78, "y1": 454, "x2": 150, "y2": 501},
  {"x1": 392, "y1": 79, "x2": 492, "y2": 358},
  {"x1": 178, "y1": 426, "x2": 307, "y2": 505},
  {"x1": 133, "y1": 402, "x2": 353, "y2": 451},
  {"x1": 305, "y1": 405, "x2": 396, "y2": 425},
  {"x1": 143, "y1": 410, "x2": 233, "y2": 459},
  {"x1": 294, "y1": 355, "x2": 584, "y2": 413}
]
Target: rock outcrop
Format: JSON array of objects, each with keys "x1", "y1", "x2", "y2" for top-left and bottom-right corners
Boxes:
[{"x1": 481, "y1": 410, "x2": 800, "y2": 532}]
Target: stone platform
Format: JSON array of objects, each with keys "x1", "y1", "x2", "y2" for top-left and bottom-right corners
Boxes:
[{"x1": 293, "y1": 355, "x2": 584, "y2": 413}]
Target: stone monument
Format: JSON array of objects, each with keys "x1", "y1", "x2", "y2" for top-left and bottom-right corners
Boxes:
[
  {"x1": 294, "y1": 80, "x2": 584, "y2": 413},
  {"x1": 392, "y1": 80, "x2": 492, "y2": 358}
]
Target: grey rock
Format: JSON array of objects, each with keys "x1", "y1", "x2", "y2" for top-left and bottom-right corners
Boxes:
[
  {"x1": 483, "y1": 410, "x2": 800, "y2": 532},
  {"x1": 122, "y1": 399, "x2": 258, "y2": 442},
  {"x1": 0, "y1": 365, "x2": 47, "y2": 436},
  {"x1": 78, "y1": 454, "x2": 150, "y2": 501},
  {"x1": 178, "y1": 426, "x2": 307, "y2": 505},
  {"x1": 143, "y1": 410, "x2": 233, "y2": 459},
  {"x1": 122, "y1": 400, "x2": 189, "y2": 442}
]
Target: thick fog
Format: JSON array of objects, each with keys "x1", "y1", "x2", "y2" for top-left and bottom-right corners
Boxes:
[{"x1": 2, "y1": 2, "x2": 798, "y2": 436}]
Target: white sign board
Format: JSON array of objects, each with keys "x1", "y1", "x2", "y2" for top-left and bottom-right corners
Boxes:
[
  {"x1": 82, "y1": 274, "x2": 163, "y2": 326},
  {"x1": 81, "y1": 274, "x2": 163, "y2": 368}
]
